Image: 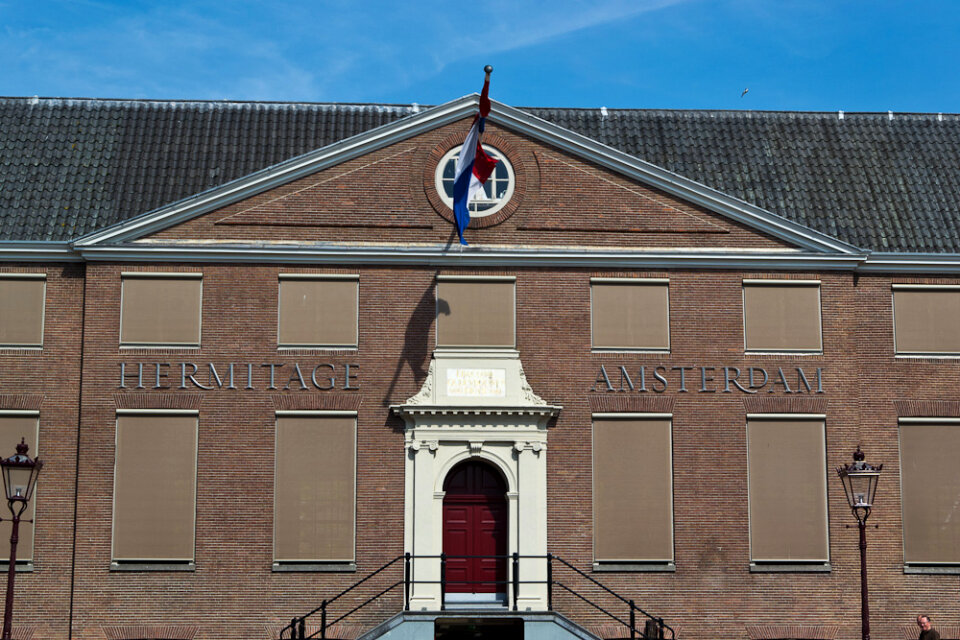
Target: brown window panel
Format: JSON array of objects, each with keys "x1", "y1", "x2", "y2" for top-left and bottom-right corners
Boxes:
[
  {"x1": 591, "y1": 280, "x2": 669, "y2": 350},
  {"x1": 0, "y1": 277, "x2": 45, "y2": 347},
  {"x1": 112, "y1": 413, "x2": 197, "y2": 562},
  {"x1": 436, "y1": 279, "x2": 515, "y2": 348},
  {"x1": 747, "y1": 417, "x2": 829, "y2": 562},
  {"x1": 900, "y1": 421, "x2": 960, "y2": 564},
  {"x1": 593, "y1": 417, "x2": 673, "y2": 562},
  {"x1": 743, "y1": 282, "x2": 822, "y2": 352},
  {"x1": 120, "y1": 276, "x2": 202, "y2": 346},
  {"x1": 274, "y1": 414, "x2": 356, "y2": 562},
  {"x1": 0, "y1": 414, "x2": 38, "y2": 561},
  {"x1": 893, "y1": 287, "x2": 960, "y2": 354},
  {"x1": 278, "y1": 277, "x2": 358, "y2": 348}
]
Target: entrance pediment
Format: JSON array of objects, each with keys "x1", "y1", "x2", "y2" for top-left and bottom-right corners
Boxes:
[
  {"x1": 391, "y1": 349, "x2": 561, "y2": 427},
  {"x1": 393, "y1": 349, "x2": 558, "y2": 611}
]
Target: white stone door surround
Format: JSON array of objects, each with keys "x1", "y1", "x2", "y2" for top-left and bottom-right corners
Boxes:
[{"x1": 391, "y1": 348, "x2": 560, "y2": 612}]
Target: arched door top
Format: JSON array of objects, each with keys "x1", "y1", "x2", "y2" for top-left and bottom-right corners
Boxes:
[{"x1": 443, "y1": 459, "x2": 507, "y2": 497}]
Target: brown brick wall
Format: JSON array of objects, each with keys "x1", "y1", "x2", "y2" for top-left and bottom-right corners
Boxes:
[
  {"x1": 0, "y1": 264, "x2": 83, "y2": 640},
  {"x1": 26, "y1": 262, "x2": 950, "y2": 640},
  {"x1": 0, "y1": 127, "x2": 957, "y2": 640}
]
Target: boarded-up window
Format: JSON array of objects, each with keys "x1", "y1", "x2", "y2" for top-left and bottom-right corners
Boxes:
[
  {"x1": 893, "y1": 286, "x2": 960, "y2": 354},
  {"x1": 436, "y1": 278, "x2": 515, "y2": 348},
  {"x1": 0, "y1": 414, "x2": 39, "y2": 562},
  {"x1": 112, "y1": 413, "x2": 197, "y2": 562},
  {"x1": 743, "y1": 282, "x2": 822, "y2": 352},
  {"x1": 747, "y1": 417, "x2": 829, "y2": 563},
  {"x1": 274, "y1": 414, "x2": 356, "y2": 562},
  {"x1": 120, "y1": 275, "x2": 202, "y2": 346},
  {"x1": 0, "y1": 276, "x2": 45, "y2": 347},
  {"x1": 278, "y1": 276, "x2": 359, "y2": 348},
  {"x1": 900, "y1": 420, "x2": 960, "y2": 564},
  {"x1": 593, "y1": 417, "x2": 673, "y2": 562},
  {"x1": 591, "y1": 280, "x2": 669, "y2": 350}
]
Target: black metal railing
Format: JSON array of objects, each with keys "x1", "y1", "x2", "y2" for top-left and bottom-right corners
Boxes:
[{"x1": 280, "y1": 553, "x2": 675, "y2": 640}]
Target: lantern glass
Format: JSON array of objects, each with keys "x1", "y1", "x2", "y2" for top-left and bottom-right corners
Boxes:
[
  {"x1": 3, "y1": 465, "x2": 33, "y2": 501},
  {"x1": 0, "y1": 441, "x2": 42, "y2": 505},
  {"x1": 840, "y1": 469, "x2": 880, "y2": 509}
]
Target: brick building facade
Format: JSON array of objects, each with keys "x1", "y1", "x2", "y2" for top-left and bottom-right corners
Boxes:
[{"x1": 1, "y1": 95, "x2": 960, "y2": 640}]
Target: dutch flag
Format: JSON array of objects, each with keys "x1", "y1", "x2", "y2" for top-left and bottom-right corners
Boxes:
[{"x1": 452, "y1": 68, "x2": 497, "y2": 246}]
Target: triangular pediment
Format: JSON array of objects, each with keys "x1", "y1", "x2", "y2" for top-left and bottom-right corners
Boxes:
[
  {"x1": 72, "y1": 96, "x2": 861, "y2": 264},
  {"x1": 521, "y1": 150, "x2": 728, "y2": 234}
]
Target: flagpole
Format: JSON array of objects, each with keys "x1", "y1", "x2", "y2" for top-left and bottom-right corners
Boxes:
[
  {"x1": 464, "y1": 64, "x2": 493, "y2": 256},
  {"x1": 452, "y1": 65, "x2": 495, "y2": 247}
]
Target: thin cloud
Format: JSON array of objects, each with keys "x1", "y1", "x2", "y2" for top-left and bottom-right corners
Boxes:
[{"x1": 0, "y1": 0, "x2": 690, "y2": 103}]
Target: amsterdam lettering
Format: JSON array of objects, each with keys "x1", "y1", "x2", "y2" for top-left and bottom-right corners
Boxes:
[
  {"x1": 119, "y1": 362, "x2": 359, "y2": 391},
  {"x1": 591, "y1": 364, "x2": 824, "y2": 394}
]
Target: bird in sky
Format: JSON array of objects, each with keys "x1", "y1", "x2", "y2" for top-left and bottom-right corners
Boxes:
[{"x1": 741, "y1": 88, "x2": 749, "y2": 98}]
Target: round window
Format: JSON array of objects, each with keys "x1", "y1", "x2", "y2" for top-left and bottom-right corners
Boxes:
[{"x1": 434, "y1": 145, "x2": 515, "y2": 218}]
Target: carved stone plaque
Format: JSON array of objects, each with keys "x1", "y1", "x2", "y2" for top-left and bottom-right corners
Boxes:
[{"x1": 445, "y1": 368, "x2": 506, "y2": 397}]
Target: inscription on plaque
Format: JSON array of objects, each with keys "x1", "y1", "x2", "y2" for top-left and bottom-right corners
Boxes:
[{"x1": 446, "y1": 368, "x2": 506, "y2": 397}]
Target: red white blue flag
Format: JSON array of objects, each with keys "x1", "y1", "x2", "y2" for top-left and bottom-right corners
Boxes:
[{"x1": 452, "y1": 69, "x2": 497, "y2": 245}]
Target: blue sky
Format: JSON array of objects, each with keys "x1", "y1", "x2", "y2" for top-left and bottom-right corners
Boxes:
[{"x1": 1, "y1": 0, "x2": 958, "y2": 112}]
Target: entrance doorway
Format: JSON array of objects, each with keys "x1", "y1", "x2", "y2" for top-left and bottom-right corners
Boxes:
[{"x1": 442, "y1": 460, "x2": 508, "y2": 600}]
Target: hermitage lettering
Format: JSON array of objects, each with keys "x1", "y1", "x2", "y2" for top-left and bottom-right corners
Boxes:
[
  {"x1": 119, "y1": 362, "x2": 360, "y2": 391},
  {"x1": 592, "y1": 364, "x2": 825, "y2": 394}
]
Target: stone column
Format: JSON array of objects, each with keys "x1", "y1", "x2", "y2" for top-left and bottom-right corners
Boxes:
[
  {"x1": 515, "y1": 441, "x2": 549, "y2": 611},
  {"x1": 408, "y1": 439, "x2": 441, "y2": 610}
]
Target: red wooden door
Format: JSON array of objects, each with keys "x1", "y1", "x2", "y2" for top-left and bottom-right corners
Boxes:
[{"x1": 442, "y1": 461, "x2": 507, "y2": 594}]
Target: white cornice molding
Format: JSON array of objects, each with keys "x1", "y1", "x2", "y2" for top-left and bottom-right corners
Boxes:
[
  {"x1": 857, "y1": 253, "x2": 960, "y2": 273},
  {"x1": 74, "y1": 243, "x2": 869, "y2": 270},
  {"x1": 8, "y1": 239, "x2": 960, "y2": 274},
  {"x1": 70, "y1": 95, "x2": 860, "y2": 255},
  {"x1": 391, "y1": 405, "x2": 561, "y2": 418},
  {"x1": 0, "y1": 242, "x2": 82, "y2": 261}
]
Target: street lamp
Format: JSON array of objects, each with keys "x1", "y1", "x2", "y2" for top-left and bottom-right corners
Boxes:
[
  {"x1": 0, "y1": 439, "x2": 42, "y2": 640},
  {"x1": 836, "y1": 446, "x2": 882, "y2": 640}
]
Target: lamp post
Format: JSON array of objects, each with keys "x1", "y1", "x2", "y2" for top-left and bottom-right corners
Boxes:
[
  {"x1": 0, "y1": 439, "x2": 42, "y2": 640},
  {"x1": 836, "y1": 446, "x2": 882, "y2": 640}
]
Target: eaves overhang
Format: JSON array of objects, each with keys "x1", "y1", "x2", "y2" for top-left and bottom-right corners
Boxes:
[
  {"x1": 0, "y1": 242, "x2": 82, "y2": 262},
  {"x1": 71, "y1": 95, "x2": 860, "y2": 256},
  {"x1": 857, "y1": 253, "x2": 960, "y2": 273},
  {"x1": 6, "y1": 239, "x2": 960, "y2": 275},
  {"x1": 73, "y1": 242, "x2": 869, "y2": 271}
]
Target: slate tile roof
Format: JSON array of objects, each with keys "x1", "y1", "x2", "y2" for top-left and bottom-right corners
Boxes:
[{"x1": 2, "y1": 97, "x2": 960, "y2": 253}]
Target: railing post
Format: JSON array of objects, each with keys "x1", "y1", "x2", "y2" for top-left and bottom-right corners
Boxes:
[
  {"x1": 629, "y1": 600, "x2": 636, "y2": 640},
  {"x1": 512, "y1": 552, "x2": 520, "y2": 611},
  {"x1": 645, "y1": 619, "x2": 660, "y2": 639},
  {"x1": 440, "y1": 553, "x2": 447, "y2": 611},
  {"x1": 319, "y1": 600, "x2": 326, "y2": 640},
  {"x1": 289, "y1": 618, "x2": 298, "y2": 640},
  {"x1": 658, "y1": 617, "x2": 665, "y2": 639},
  {"x1": 404, "y1": 552, "x2": 411, "y2": 611},
  {"x1": 546, "y1": 553, "x2": 553, "y2": 611}
]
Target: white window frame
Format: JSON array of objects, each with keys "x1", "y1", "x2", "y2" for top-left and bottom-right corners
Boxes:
[
  {"x1": 276, "y1": 274, "x2": 359, "y2": 350},
  {"x1": 434, "y1": 145, "x2": 515, "y2": 218},
  {"x1": 891, "y1": 284, "x2": 960, "y2": 358},
  {"x1": 590, "y1": 277, "x2": 671, "y2": 353},
  {"x1": 119, "y1": 272, "x2": 203, "y2": 349},
  {"x1": 0, "y1": 274, "x2": 46, "y2": 350},
  {"x1": 741, "y1": 279, "x2": 823, "y2": 355}
]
